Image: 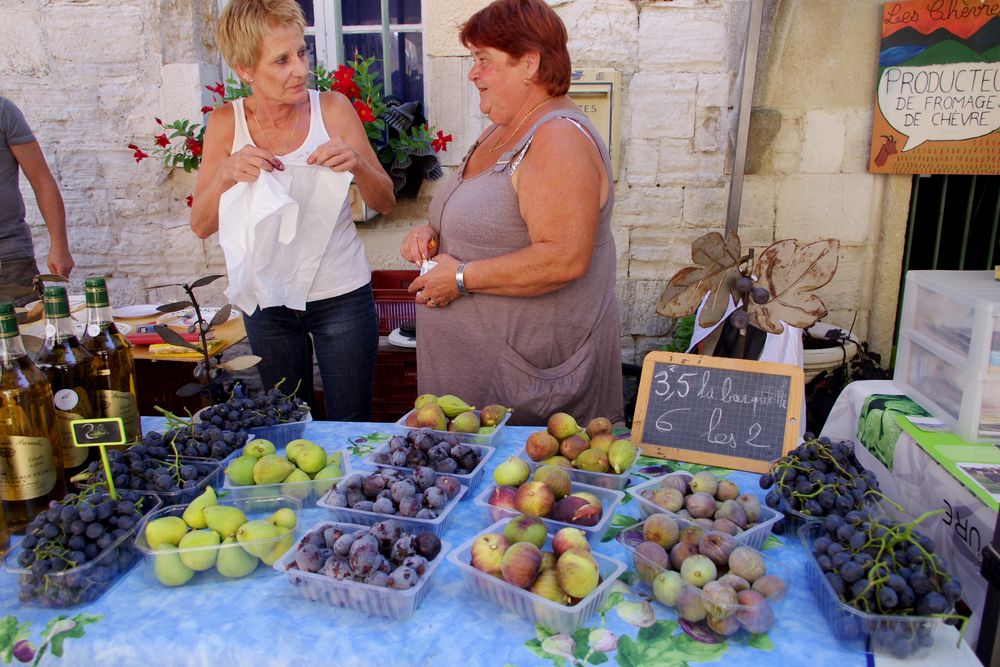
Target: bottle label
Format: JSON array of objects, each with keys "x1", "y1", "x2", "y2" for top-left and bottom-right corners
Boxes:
[
  {"x1": 98, "y1": 389, "x2": 140, "y2": 441},
  {"x1": 88, "y1": 324, "x2": 101, "y2": 337},
  {"x1": 0, "y1": 436, "x2": 58, "y2": 501},
  {"x1": 55, "y1": 411, "x2": 87, "y2": 467},
  {"x1": 53, "y1": 388, "x2": 80, "y2": 411},
  {"x1": 45, "y1": 324, "x2": 57, "y2": 338}
]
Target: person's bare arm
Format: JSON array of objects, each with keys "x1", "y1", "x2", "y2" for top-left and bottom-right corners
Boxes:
[
  {"x1": 310, "y1": 92, "x2": 395, "y2": 214},
  {"x1": 410, "y1": 118, "x2": 606, "y2": 306},
  {"x1": 189, "y1": 104, "x2": 284, "y2": 239},
  {"x1": 11, "y1": 140, "x2": 73, "y2": 276}
]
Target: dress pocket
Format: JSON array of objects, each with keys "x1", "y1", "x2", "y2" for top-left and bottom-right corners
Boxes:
[{"x1": 488, "y1": 336, "x2": 598, "y2": 425}]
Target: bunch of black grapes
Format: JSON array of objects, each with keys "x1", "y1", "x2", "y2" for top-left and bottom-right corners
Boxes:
[
  {"x1": 162, "y1": 418, "x2": 250, "y2": 461},
  {"x1": 810, "y1": 509, "x2": 962, "y2": 657},
  {"x1": 198, "y1": 385, "x2": 310, "y2": 433},
  {"x1": 14, "y1": 490, "x2": 155, "y2": 607},
  {"x1": 82, "y1": 431, "x2": 220, "y2": 502},
  {"x1": 759, "y1": 434, "x2": 884, "y2": 518}
]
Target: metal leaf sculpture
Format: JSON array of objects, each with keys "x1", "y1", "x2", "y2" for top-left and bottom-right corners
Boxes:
[
  {"x1": 656, "y1": 231, "x2": 746, "y2": 328},
  {"x1": 747, "y1": 239, "x2": 840, "y2": 334}
]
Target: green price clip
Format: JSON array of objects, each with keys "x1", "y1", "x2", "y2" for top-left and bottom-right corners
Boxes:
[{"x1": 71, "y1": 418, "x2": 126, "y2": 500}]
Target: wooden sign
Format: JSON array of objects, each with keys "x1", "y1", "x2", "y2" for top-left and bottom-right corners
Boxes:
[
  {"x1": 631, "y1": 352, "x2": 804, "y2": 473},
  {"x1": 869, "y1": 0, "x2": 1000, "y2": 174}
]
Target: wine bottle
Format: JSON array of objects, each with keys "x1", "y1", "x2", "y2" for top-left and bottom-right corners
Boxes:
[
  {"x1": 34, "y1": 286, "x2": 98, "y2": 478},
  {"x1": 0, "y1": 301, "x2": 66, "y2": 533},
  {"x1": 80, "y1": 277, "x2": 141, "y2": 444}
]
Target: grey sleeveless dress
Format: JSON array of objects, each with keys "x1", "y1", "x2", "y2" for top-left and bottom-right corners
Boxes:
[{"x1": 417, "y1": 109, "x2": 623, "y2": 426}]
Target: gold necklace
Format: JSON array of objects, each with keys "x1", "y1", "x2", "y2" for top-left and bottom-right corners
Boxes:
[
  {"x1": 487, "y1": 98, "x2": 552, "y2": 154},
  {"x1": 250, "y1": 101, "x2": 299, "y2": 155}
]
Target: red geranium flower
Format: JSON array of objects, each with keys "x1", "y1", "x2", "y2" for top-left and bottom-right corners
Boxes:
[
  {"x1": 186, "y1": 137, "x2": 202, "y2": 157},
  {"x1": 186, "y1": 195, "x2": 193, "y2": 207},
  {"x1": 432, "y1": 130, "x2": 454, "y2": 152},
  {"x1": 201, "y1": 106, "x2": 214, "y2": 114},
  {"x1": 334, "y1": 64, "x2": 355, "y2": 82},
  {"x1": 206, "y1": 82, "x2": 226, "y2": 97},
  {"x1": 333, "y1": 79, "x2": 361, "y2": 99},
  {"x1": 154, "y1": 133, "x2": 170, "y2": 148},
  {"x1": 127, "y1": 144, "x2": 149, "y2": 163},
  {"x1": 353, "y1": 100, "x2": 376, "y2": 124}
]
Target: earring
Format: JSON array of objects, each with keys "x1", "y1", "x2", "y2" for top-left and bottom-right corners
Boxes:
[
  {"x1": 522, "y1": 78, "x2": 530, "y2": 86},
  {"x1": 248, "y1": 78, "x2": 254, "y2": 83}
]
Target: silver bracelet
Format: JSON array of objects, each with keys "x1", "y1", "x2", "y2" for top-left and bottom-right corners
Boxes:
[{"x1": 456, "y1": 263, "x2": 469, "y2": 295}]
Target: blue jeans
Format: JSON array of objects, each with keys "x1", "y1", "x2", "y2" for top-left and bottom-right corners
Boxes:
[{"x1": 243, "y1": 283, "x2": 378, "y2": 421}]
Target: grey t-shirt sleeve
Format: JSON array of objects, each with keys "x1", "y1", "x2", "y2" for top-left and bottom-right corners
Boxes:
[{"x1": 1, "y1": 97, "x2": 36, "y2": 146}]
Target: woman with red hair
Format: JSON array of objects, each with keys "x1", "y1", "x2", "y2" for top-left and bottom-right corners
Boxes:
[{"x1": 401, "y1": 0, "x2": 622, "y2": 425}]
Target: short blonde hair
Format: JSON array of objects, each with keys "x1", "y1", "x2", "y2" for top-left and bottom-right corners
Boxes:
[{"x1": 216, "y1": 0, "x2": 305, "y2": 75}]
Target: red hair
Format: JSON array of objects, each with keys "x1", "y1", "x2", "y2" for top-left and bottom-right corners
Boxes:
[{"x1": 460, "y1": 0, "x2": 571, "y2": 96}]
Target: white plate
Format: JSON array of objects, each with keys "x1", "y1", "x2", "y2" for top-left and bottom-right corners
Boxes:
[
  {"x1": 112, "y1": 304, "x2": 161, "y2": 319},
  {"x1": 387, "y1": 328, "x2": 416, "y2": 348},
  {"x1": 156, "y1": 307, "x2": 240, "y2": 327}
]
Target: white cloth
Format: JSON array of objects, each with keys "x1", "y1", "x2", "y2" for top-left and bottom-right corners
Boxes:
[{"x1": 220, "y1": 90, "x2": 370, "y2": 313}]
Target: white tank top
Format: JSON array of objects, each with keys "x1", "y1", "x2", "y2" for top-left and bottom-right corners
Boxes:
[{"x1": 231, "y1": 90, "x2": 370, "y2": 303}]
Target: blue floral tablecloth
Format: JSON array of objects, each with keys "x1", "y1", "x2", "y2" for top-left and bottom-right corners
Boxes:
[{"x1": 0, "y1": 418, "x2": 980, "y2": 666}]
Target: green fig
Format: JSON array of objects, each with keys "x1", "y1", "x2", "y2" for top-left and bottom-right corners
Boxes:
[
  {"x1": 145, "y1": 516, "x2": 189, "y2": 550},
  {"x1": 608, "y1": 439, "x2": 638, "y2": 474},
  {"x1": 154, "y1": 546, "x2": 195, "y2": 586},
  {"x1": 225, "y1": 456, "x2": 258, "y2": 486},
  {"x1": 413, "y1": 393, "x2": 438, "y2": 410},
  {"x1": 243, "y1": 439, "x2": 276, "y2": 458},
  {"x1": 451, "y1": 410, "x2": 481, "y2": 433},
  {"x1": 236, "y1": 519, "x2": 281, "y2": 558},
  {"x1": 438, "y1": 394, "x2": 475, "y2": 419},
  {"x1": 253, "y1": 456, "x2": 295, "y2": 485},
  {"x1": 480, "y1": 404, "x2": 510, "y2": 428},
  {"x1": 572, "y1": 448, "x2": 610, "y2": 473},
  {"x1": 284, "y1": 439, "x2": 315, "y2": 464},
  {"x1": 178, "y1": 529, "x2": 221, "y2": 571},
  {"x1": 216, "y1": 537, "x2": 259, "y2": 578},
  {"x1": 312, "y1": 461, "x2": 343, "y2": 495},
  {"x1": 477, "y1": 426, "x2": 496, "y2": 434},
  {"x1": 281, "y1": 468, "x2": 312, "y2": 500},
  {"x1": 261, "y1": 527, "x2": 295, "y2": 567},
  {"x1": 182, "y1": 486, "x2": 218, "y2": 529},
  {"x1": 294, "y1": 444, "x2": 327, "y2": 475},
  {"x1": 203, "y1": 505, "x2": 247, "y2": 540},
  {"x1": 267, "y1": 508, "x2": 297, "y2": 530}
]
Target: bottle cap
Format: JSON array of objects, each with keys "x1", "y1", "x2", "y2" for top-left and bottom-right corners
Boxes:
[
  {"x1": 0, "y1": 301, "x2": 18, "y2": 338},
  {"x1": 43, "y1": 286, "x2": 70, "y2": 318},
  {"x1": 84, "y1": 277, "x2": 110, "y2": 307}
]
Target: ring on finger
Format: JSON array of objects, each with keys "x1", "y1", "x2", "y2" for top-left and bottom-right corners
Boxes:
[{"x1": 428, "y1": 298, "x2": 438, "y2": 307}]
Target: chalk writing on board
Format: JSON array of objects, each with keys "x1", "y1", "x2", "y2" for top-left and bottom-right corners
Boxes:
[{"x1": 642, "y1": 364, "x2": 791, "y2": 461}]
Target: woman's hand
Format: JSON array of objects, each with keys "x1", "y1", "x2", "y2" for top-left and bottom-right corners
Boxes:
[
  {"x1": 409, "y1": 253, "x2": 460, "y2": 308},
  {"x1": 401, "y1": 224, "x2": 439, "y2": 264},
  {"x1": 223, "y1": 145, "x2": 284, "y2": 183},
  {"x1": 307, "y1": 134, "x2": 359, "y2": 172}
]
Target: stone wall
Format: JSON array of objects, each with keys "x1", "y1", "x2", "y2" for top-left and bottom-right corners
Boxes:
[{"x1": 0, "y1": 0, "x2": 908, "y2": 368}]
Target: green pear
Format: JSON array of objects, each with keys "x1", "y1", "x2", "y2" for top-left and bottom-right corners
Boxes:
[
  {"x1": 236, "y1": 519, "x2": 281, "y2": 558},
  {"x1": 294, "y1": 444, "x2": 327, "y2": 475},
  {"x1": 154, "y1": 546, "x2": 195, "y2": 586},
  {"x1": 216, "y1": 537, "x2": 259, "y2": 578},
  {"x1": 225, "y1": 456, "x2": 258, "y2": 486},
  {"x1": 182, "y1": 486, "x2": 218, "y2": 529},
  {"x1": 261, "y1": 527, "x2": 295, "y2": 567},
  {"x1": 253, "y1": 455, "x2": 295, "y2": 485},
  {"x1": 203, "y1": 505, "x2": 247, "y2": 540},
  {"x1": 178, "y1": 529, "x2": 221, "y2": 571},
  {"x1": 281, "y1": 468, "x2": 312, "y2": 500},
  {"x1": 284, "y1": 439, "x2": 315, "y2": 464},
  {"x1": 267, "y1": 507, "x2": 297, "y2": 530},
  {"x1": 243, "y1": 439, "x2": 276, "y2": 459},
  {"x1": 145, "y1": 516, "x2": 189, "y2": 549}
]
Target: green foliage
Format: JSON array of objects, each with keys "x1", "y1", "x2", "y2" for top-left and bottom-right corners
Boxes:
[
  {"x1": 615, "y1": 621, "x2": 727, "y2": 667},
  {"x1": 663, "y1": 315, "x2": 696, "y2": 353}
]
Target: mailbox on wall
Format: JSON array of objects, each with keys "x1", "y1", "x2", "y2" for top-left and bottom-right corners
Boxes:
[{"x1": 568, "y1": 68, "x2": 622, "y2": 179}]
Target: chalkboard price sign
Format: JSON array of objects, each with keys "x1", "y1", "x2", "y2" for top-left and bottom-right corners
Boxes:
[
  {"x1": 632, "y1": 352, "x2": 803, "y2": 473},
  {"x1": 71, "y1": 418, "x2": 126, "y2": 448}
]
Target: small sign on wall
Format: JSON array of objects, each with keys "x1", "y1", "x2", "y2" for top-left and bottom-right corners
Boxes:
[{"x1": 568, "y1": 68, "x2": 622, "y2": 179}]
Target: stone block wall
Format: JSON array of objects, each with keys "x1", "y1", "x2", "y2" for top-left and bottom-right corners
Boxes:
[{"x1": 0, "y1": 0, "x2": 909, "y2": 376}]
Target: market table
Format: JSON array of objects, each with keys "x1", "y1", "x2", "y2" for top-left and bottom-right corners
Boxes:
[
  {"x1": 821, "y1": 379, "x2": 996, "y2": 648},
  {"x1": 0, "y1": 418, "x2": 980, "y2": 666}
]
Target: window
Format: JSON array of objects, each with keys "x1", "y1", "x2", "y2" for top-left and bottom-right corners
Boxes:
[{"x1": 295, "y1": 0, "x2": 425, "y2": 104}]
